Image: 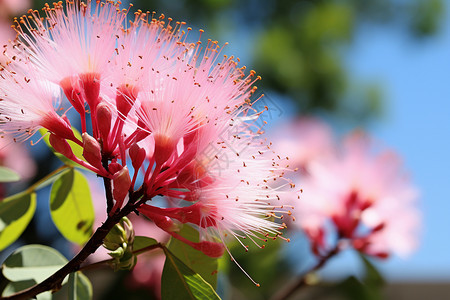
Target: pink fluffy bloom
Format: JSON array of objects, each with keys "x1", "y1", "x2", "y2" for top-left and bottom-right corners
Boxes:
[
  {"x1": 271, "y1": 117, "x2": 335, "y2": 173},
  {"x1": 293, "y1": 130, "x2": 420, "y2": 258},
  {"x1": 10, "y1": 0, "x2": 126, "y2": 132},
  {"x1": 0, "y1": 1, "x2": 293, "y2": 274},
  {"x1": 0, "y1": 62, "x2": 77, "y2": 142},
  {"x1": 0, "y1": 136, "x2": 36, "y2": 180}
]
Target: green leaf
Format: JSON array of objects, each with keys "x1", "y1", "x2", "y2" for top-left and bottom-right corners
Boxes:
[
  {"x1": 2, "y1": 244, "x2": 68, "y2": 283},
  {"x1": 333, "y1": 254, "x2": 385, "y2": 300},
  {"x1": 167, "y1": 225, "x2": 219, "y2": 288},
  {"x1": 50, "y1": 169, "x2": 94, "y2": 245},
  {"x1": 162, "y1": 248, "x2": 221, "y2": 300},
  {"x1": 68, "y1": 272, "x2": 93, "y2": 300},
  {"x1": 0, "y1": 192, "x2": 36, "y2": 251},
  {"x1": 360, "y1": 254, "x2": 384, "y2": 288},
  {"x1": 39, "y1": 127, "x2": 86, "y2": 168},
  {"x1": 133, "y1": 236, "x2": 158, "y2": 253},
  {"x1": 2, "y1": 280, "x2": 52, "y2": 300},
  {"x1": 0, "y1": 166, "x2": 20, "y2": 182}
]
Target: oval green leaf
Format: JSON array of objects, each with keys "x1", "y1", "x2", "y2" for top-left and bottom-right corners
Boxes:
[
  {"x1": 2, "y1": 280, "x2": 52, "y2": 300},
  {"x1": 2, "y1": 244, "x2": 68, "y2": 283},
  {"x1": 0, "y1": 166, "x2": 20, "y2": 182},
  {"x1": 0, "y1": 192, "x2": 36, "y2": 251},
  {"x1": 50, "y1": 169, "x2": 94, "y2": 245},
  {"x1": 133, "y1": 236, "x2": 158, "y2": 253},
  {"x1": 161, "y1": 247, "x2": 221, "y2": 300},
  {"x1": 68, "y1": 272, "x2": 93, "y2": 300}
]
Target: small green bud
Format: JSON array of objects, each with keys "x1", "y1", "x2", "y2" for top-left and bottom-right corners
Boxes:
[{"x1": 103, "y1": 217, "x2": 137, "y2": 271}]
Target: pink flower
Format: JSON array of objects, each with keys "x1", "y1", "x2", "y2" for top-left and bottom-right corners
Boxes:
[
  {"x1": 0, "y1": 136, "x2": 36, "y2": 180},
  {"x1": 271, "y1": 117, "x2": 335, "y2": 172},
  {"x1": 0, "y1": 1, "x2": 293, "y2": 268},
  {"x1": 10, "y1": 0, "x2": 126, "y2": 133},
  {"x1": 0, "y1": 63, "x2": 77, "y2": 143},
  {"x1": 292, "y1": 130, "x2": 420, "y2": 258}
]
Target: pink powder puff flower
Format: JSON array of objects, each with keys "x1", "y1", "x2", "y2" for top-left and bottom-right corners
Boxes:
[
  {"x1": 293, "y1": 131, "x2": 420, "y2": 258},
  {"x1": 0, "y1": 136, "x2": 36, "y2": 180},
  {"x1": 138, "y1": 124, "x2": 293, "y2": 266},
  {"x1": 0, "y1": 62, "x2": 78, "y2": 143},
  {"x1": 0, "y1": 0, "x2": 30, "y2": 17},
  {"x1": 11, "y1": 0, "x2": 126, "y2": 133},
  {"x1": 271, "y1": 117, "x2": 335, "y2": 173}
]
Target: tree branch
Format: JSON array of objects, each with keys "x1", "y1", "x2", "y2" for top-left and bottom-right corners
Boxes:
[
  {"x1": 270, "y1": 242, "x2": 343, "y2": 300},
  {"x1": 0, "y1": 184, "x2": 141, "y2": 300}
]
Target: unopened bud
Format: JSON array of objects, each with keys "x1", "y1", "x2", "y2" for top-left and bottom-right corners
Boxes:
[
  {"x1": 113, "y1": 166, "x2": 132, "y2": 204},
  {"x1": 194, "y1": 241, "x2": 225, "y2": 258},
  {"x1": 96, "y1": 102, "x2": 112, "y2": 143},
  {"x1": 153, "y1": 215, "x2": 179, "y2": 233},
  {"x1": 49, "y1": 134, "x2": 75, "y2": 159},
  {"x1": 82, "y1": 132, "x2": 103, "y2": 169},
  {"x1": 103, "y1": 217, "x2": 137, "y2": 270},
  {"x1": 129, "y1": 143, "x2": 146, "y2": 171}
]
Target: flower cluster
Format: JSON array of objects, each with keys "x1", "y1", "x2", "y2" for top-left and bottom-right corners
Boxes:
[
  {"x1": 0, "y1": 1, "x2": 291, "y2": 258},
  {"x1": 272, "y1": 118, "x2": 420, "y2": 259}
]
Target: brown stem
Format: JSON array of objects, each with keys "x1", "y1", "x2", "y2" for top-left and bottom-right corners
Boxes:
[
  {"x1": 270, "y1": 242, "x2": 343, "y2": 300},
  {"x1": 101, "y1": 156, "x2": 113, "y2": 214},
  {"x1": 0, "y1": 182, "x2": 142, "y2": 300}
]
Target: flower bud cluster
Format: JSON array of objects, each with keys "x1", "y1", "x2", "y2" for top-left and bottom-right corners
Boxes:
[{"x1": 103, "y1": 217, "x2": 137, "y2": 271}]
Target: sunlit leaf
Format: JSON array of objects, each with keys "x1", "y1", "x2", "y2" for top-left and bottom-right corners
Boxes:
[
  {"x1": 50, "y1": 169, "x2": 94, "y2": 244},
  {"x1": 34, "y1": 167, "x2": 71, "y2": 191},
  {"x1": 68, "y1": 272, "x2": 93, "y2": 300},
  {"x1": 39, "y1": 127, "x2": 86, "y2": 168},
  {"x1": 2, "y1": 244, "x2": 67, "y2": 283},
  {"x1": 162, "y1": 247, "x2": 221, "y2": 300},
  {"x1": 0, "y1": 166, "x2": 20, "y2": 182},
  {"x1": 0, "y1": 192, "x2": 36, "y2": 251},
  {"x1": 167, "y1": 225, "x2": 219, "y2": 288}
]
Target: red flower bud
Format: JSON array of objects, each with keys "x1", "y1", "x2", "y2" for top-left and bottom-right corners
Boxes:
[
  {"x1": 82, "y1": 133, "x2": 103, "y2": 169},
  {"x1": 129, "y1": 143, "x2": 146, "y2": 171},
  {"x1": 49, "y1": 134, "x2": 75, "y2": 159},
  {"x1": 96, "y1": 102, "x2": 112, "y2": 142},
  {"x1": 112, "y1": 166, "x2": 131, "y2": 204},
  {"x1": 193, "y1": 241, "x2": 225, "y2": 258}
]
